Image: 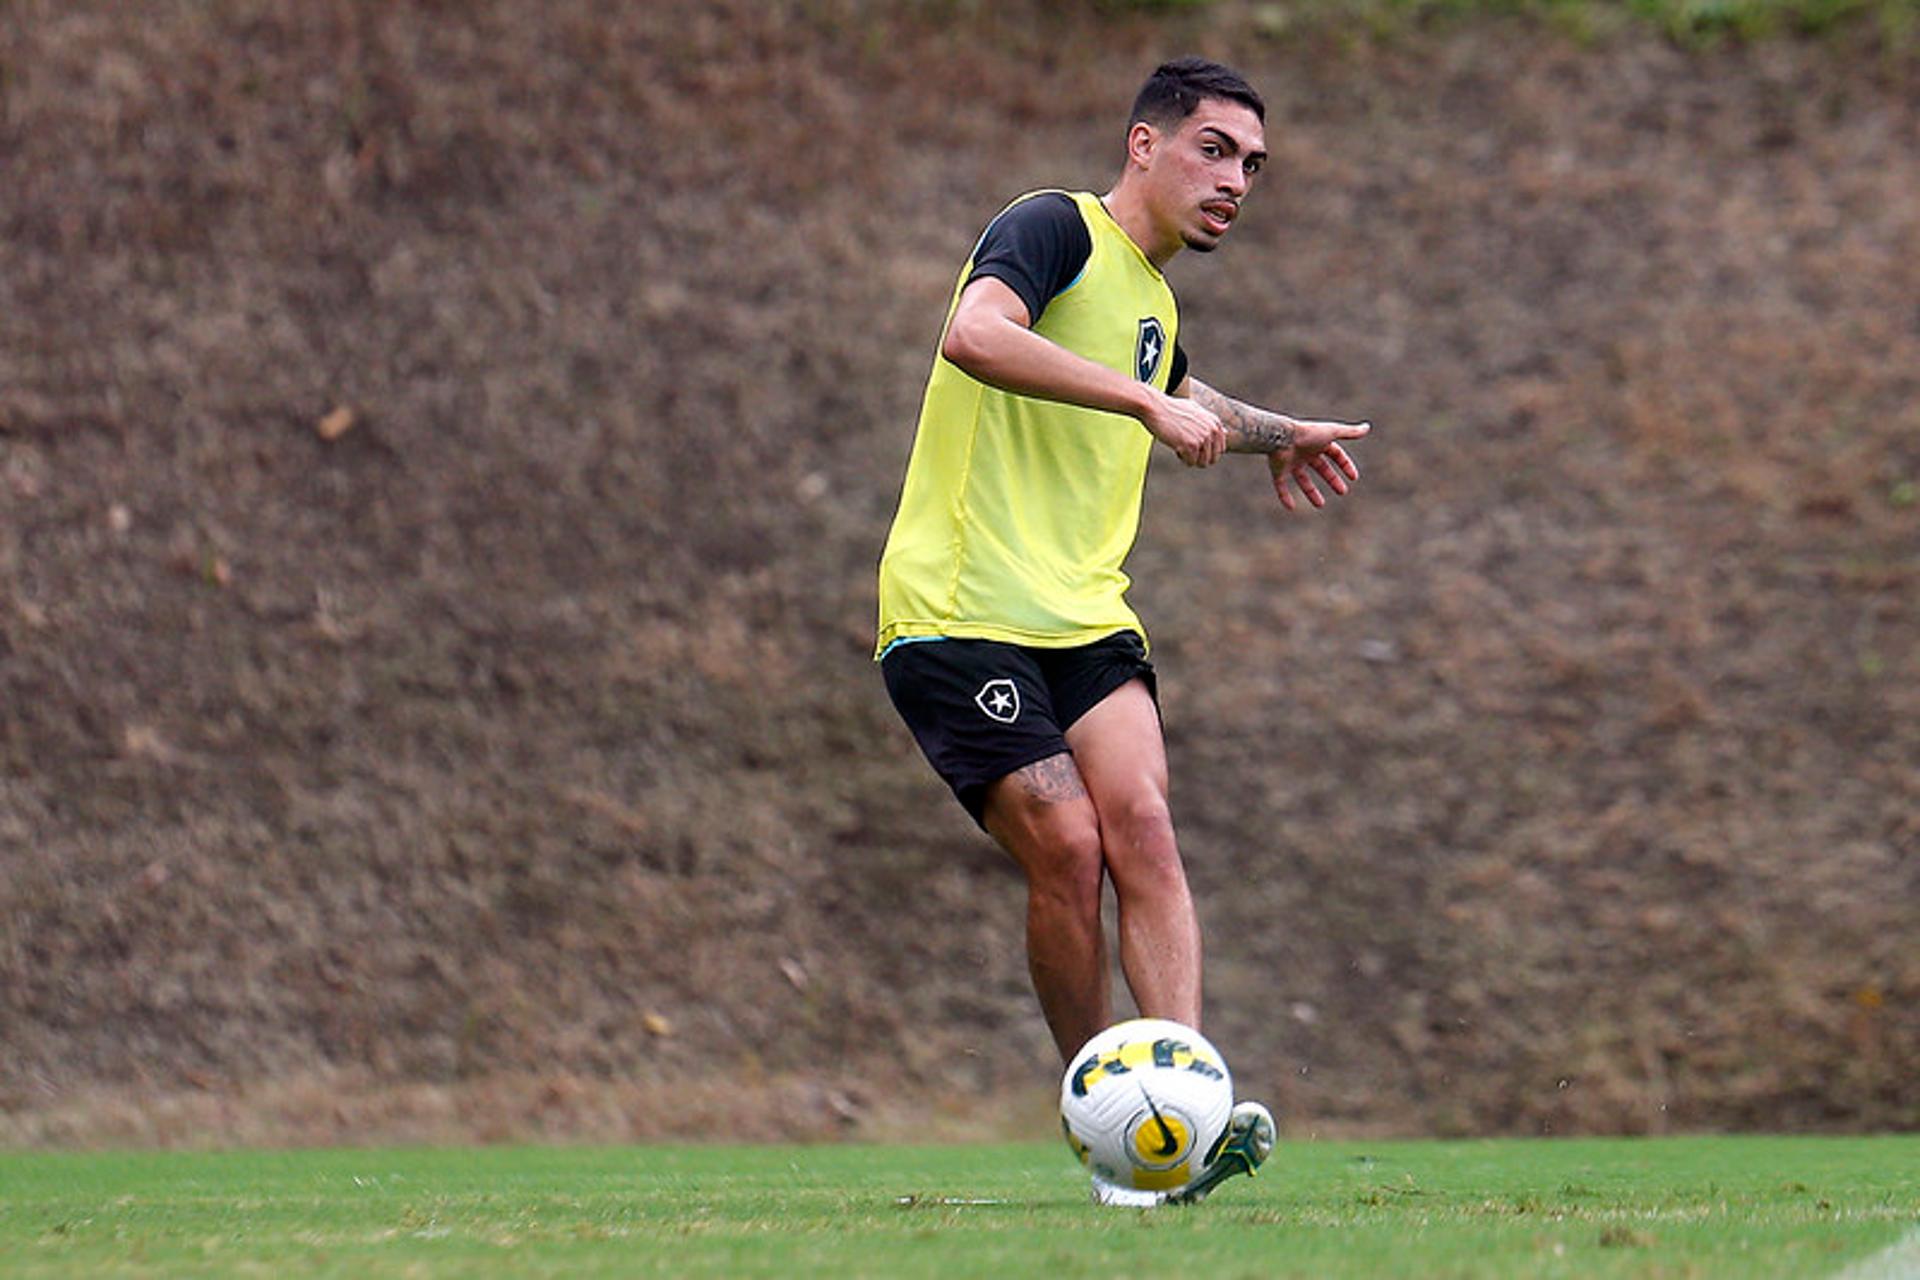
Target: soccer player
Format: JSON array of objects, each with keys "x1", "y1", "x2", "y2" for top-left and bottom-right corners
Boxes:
[{"x1": 875, "y1": 58, "x2": 1371, "y2": 1204}]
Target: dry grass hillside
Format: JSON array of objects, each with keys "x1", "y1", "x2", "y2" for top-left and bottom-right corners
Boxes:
[{"x1": 2, "y1": 0, "x2": 1916, "y2": 1146}]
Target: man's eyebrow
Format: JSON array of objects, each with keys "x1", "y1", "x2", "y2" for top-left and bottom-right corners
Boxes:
[{"x1": 1199, "y1": 125, "x2": 1267, "y2": 162}]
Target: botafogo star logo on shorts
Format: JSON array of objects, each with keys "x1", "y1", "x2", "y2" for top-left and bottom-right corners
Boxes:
[
  {"x1": 975, "y1": 678, "x2": 1021, "y2": 724},
  {"x1": 1135, "y1": 317, "x2": 1166, "y2": 383}
]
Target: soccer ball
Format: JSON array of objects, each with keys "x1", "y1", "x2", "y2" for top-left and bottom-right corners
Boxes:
[{"x1": 1059, "y1": 1017, "x2": 1234, "y2": 1196}]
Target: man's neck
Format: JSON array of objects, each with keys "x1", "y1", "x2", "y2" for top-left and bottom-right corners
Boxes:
[{"x1": 1100, "y1": 183, "x2": 1178, "y2": 270}]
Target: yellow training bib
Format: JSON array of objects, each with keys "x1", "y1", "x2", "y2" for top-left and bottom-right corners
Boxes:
[{"x1": 876, "y1": 191, "x2": 1179, "y2": 656}]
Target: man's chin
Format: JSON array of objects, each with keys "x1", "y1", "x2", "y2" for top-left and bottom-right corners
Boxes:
[{"x1": 1182, "y1": 232, "x2": 1223, "y2": 253}]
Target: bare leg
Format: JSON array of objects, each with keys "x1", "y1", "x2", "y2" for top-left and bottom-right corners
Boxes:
[
  {"x1": 983, "y1": 754, "x2": 1111, "y2": 1062},
  {"x1": 1065, "y1": 679, "x2": 1202, "y2": 1029}
]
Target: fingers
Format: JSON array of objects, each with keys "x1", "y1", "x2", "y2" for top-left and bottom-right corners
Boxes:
[
  {"x1": 1199, "y1": 409, "x2": 1226, "y2": 466},
  {"x1": 1184, "y1": 421, "x2": 1226, "y2": 467},
  {"x1": 1272, "y1": 455, "x2": 1357, "y2": 513},
  {"x1": 1303, "y1": 418, "x2": 1371, "y2": 442},
  {"x1": 1272, "y1": 467, "x2": 1295, "y2": 511},
  {"x1": 1311, "y1": 451, "x2": 1350, "y2": 496},
  {"x1": 1178, "y1": 433, "x2": 1221, "y2": 467}
]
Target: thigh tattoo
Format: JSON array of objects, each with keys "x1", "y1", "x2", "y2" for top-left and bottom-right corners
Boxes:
[{"x1": 1015, "y1": 753, "x2": 1087, "y2": 804}]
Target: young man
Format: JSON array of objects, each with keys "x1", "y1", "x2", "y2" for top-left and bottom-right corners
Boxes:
[{"x1": 875, "y1": 59, "x2": 1371, "y2": 1205}]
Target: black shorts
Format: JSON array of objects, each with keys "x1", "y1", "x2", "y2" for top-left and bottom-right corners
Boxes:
[{"x1": 880, "y1": 630, "x2": 1157, "y2": 827}]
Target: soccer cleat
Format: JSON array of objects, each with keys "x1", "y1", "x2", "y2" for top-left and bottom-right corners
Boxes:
[{"x1": 1166, "y1": 1100, "x2": 1276, "y2": 1206}]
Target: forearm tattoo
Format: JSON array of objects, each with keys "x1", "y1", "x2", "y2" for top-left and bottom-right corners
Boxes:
[
  {"x1": 1189, "y1": 378, "x2": 1295, "y2": 456},
  {"x1": 1015, "y1": 753, "x2": 1088, "y2": 804}
]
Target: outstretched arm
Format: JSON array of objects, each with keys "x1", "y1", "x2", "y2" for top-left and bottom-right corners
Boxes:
[{"x1": 1183, "y1": 377, "x2": 1372, "y2": 512}]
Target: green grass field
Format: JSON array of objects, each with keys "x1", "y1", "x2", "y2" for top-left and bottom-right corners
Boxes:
[{"x1": 2, "y1": 1137, "x2": 1915, "y2": 1278}]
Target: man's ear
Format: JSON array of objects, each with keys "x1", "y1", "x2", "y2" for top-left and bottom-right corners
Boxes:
[{"x1": 1125, "y1": 120, "x2": 1157, "y2": 171}]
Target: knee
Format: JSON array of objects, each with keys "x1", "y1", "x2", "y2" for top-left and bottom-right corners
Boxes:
[
  {"x1": 1105, "y1": 791, "x2": 1176, "y2": 857},
  {"x1": 1103, "y1": 795, "x2": 1185, "y2": 888},
  {"x1": 1023, "y1": 812, "x2": 1105, "y2": 905}
]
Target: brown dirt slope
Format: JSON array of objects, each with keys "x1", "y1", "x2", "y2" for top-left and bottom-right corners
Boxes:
[{"x1": 2, "y1": 0, "x2": 1916, "y2": 1145}]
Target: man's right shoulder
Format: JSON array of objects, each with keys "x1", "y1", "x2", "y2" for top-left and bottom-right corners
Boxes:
[
  {"x1": 967, "y1": 192, "x2": 1093, "y2": 326},
  {"x1": 983, "y1": 190, "x2": 1085, "y2": 236}
]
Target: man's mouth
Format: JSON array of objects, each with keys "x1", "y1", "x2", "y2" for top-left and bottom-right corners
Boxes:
[{"x1": 1199, "y1": 201, "x2": 1237, "y2": 234}]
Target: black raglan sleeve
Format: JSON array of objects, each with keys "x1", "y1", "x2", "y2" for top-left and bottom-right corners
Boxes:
[{"x1": 965, "y1": 193, "x2": 1093, "y2": 327}]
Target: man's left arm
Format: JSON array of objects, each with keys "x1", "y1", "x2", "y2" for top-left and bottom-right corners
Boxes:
[{"x1": 1181, "y1": 376, "x2": 1373, "y2": 513}]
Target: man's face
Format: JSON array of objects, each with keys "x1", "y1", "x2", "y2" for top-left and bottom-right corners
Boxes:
[{"x1": 1143, "y1": 99, "x2": 1268, "y2": 255}]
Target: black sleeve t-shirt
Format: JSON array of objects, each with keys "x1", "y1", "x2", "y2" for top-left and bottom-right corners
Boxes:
[{"x1": 963, "y1": 193, "x2": 1188, "y2": 391}]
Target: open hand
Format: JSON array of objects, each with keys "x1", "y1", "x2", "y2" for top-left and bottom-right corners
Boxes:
[{"x1": 1269, "y1": 418, "x2": 1370, "y2": 511}]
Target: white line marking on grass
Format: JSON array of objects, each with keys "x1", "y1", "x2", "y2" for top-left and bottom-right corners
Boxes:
[{"x1": 1835, "y1": 1226, "x2": 1920, "y2": 1280}]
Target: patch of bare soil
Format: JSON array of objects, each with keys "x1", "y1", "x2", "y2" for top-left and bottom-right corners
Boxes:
[{"x1": 2, "y1": 0, "x2": 1915, "y2": 1145}]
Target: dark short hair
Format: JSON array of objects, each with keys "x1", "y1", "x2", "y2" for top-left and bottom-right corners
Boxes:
[{"x1": 1129, "y1": 57, "x2": 1265, "y2": 129}]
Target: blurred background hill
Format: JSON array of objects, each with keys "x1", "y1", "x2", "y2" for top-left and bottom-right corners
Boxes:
[{"x1": 2, "y1": 0, "x2": 1916, "y2": 1146}]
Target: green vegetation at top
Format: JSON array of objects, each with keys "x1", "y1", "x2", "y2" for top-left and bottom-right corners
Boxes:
[{"x1": 1108, "y1": 0, "x2": 1917, "y2": 47}]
